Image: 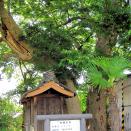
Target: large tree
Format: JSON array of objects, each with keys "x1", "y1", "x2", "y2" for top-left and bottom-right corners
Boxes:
[
  {"x1": 0, "y1": 0, "x2": 82, "y2": 113},
  {"x1": 0, "y1": 0, "x2": 130, "y2": 130}
]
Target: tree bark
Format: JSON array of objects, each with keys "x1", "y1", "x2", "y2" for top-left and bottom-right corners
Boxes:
[
  {"x1": 95, "y1": 32, "x2": 117, "y2": 56},
  {"x1": 0, "y1": 0, "x2": 32, "y2": 60},
  {"x1": 107, "y1": 87, "x2": 120, "y2": 131},
  {"x1": 87, "y1": 89, "x2": 107, "y2": 131},
  {"x1": 65, "y1": 79, "x2": 81, "y2": 114},
  {"x1": 0, "y1": 37, "x2": 3, "y2": 42},
  {"x1": 87, "y1": 32, "x2": 119, "y2": 131}
]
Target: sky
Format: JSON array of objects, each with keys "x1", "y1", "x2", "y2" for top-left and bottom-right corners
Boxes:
[
  {"x1": 0, "y1": 78, "x2": 17, "y2": 96},
  {"x1": 0, "y1": 66, "x2": 21, "y2": 97}
]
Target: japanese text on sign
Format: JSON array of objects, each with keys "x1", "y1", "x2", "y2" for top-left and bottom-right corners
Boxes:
[{"x1": 50, "y1": 120, "x2": 80, "y2": 131}]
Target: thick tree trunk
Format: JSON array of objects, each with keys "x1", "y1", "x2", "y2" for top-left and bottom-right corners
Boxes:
[
  {"x1": 65, "y1": 79, "x2": 81, "y2": 114},
  {"x1": 87, "y1": 32, "x2": 119, "y2": 131},
  {"x1": 87, "y1": 89, "x2": 120, "y2": 131},
  {"x1": 95, "y1": 33, "x2": 117, "y2": 56},
  {"x1": 107, "y1": 88, "x2": 120, "y2": 131},
  {"x1": 87, "y1": 89, "x2": 107, "y2": 131}
]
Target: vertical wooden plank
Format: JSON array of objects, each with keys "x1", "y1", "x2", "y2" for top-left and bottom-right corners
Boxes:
[
  {"x1": 37, "y1": 96, "x2": 45, "y2": 131},
  {"x1": 27, "y1": 101, "x2": 31, "y2": 131},
  {"x1": 22, "y1": 103, "x2": 26, "y2": 131},
  {"x1": 31, "y1": 99, "x2": 34, "y2": 130},
  {"x1": 34, "y1": 97, "x2": 37, "y2": 131},
  {"x1": 44, "y1": 97, "x2": 47, "y2": 114},
  {"x1": 34, "y1": 116, "x2": 37, "y2": 131},
  {"x1": 24, "y1": 103, "x2": 28, "y2": 130},
  {"x1": 44, "y1": 119, "x2": 50, "y2": 131},
  {"x1": 63, "y1": 98, "x2": 68, "y2": 114},
  {"x1": 24, "y1": 101, "x2": 30, "y2": 131},
  {"x1": 80, "y1": 118, "x2": 86, "y2": 131},
  {"x1": 60, "y1": 97, "x2": 64, "y2": 114}
]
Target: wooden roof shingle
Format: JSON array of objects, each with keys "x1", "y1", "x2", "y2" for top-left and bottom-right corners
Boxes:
[{"x1": 21, "y1": 81, "x2": 75, "y2": 102}]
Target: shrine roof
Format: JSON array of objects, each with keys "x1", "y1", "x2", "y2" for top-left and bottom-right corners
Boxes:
[{"x1": 21, "y1": 81, "x2": 75, "y2": 102}]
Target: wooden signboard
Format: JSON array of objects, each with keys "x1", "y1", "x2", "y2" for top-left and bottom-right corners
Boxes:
[
  {"x1": 50, "y1": 120, "x2": 80, "y2": 131},
  {"x1": 35, "y1": 114, "x2": 92, "y2": 131}
]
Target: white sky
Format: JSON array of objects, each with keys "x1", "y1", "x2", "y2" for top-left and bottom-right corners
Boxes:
[
  {"x1": 124, "y1": 69, "x2": 131, "y2": 75},
  {"x1": 0, "y1": 78, "x2": 17, "y2": 96},
  {"x1": 0, "y1": 66, "x2": 21, "y2": 97}
]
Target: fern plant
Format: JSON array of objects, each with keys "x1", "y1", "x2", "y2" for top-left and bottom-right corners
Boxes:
[{"x1": 87, "y1": 56, "x2": 131, "y2": 89}]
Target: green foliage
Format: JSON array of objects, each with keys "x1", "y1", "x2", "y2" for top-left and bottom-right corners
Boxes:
[
  {"x1": 15, "y1": 61, "x2": 43, "y2": 95},
  {"x1": 0, "y1": 97, "x2": 22, "y2": 131},
  {"x1": 113, "y1": 30, "x2": 131, "y2": 59},
  {"x1": 0, "y1": 43, "x2": 17, "y2": 79},
  {"x1": 0, "y1": 0, "x2": 130, "y2": 117},
  {"x1": 77, "y1": 83, "x2": 89, "y2": 112},
  {"x1": 4, "y1": 0, "x2": 129, "y2": 81},
  {"x1": 62, "y1": 50, "x2": 131, "y2": 88},
  {"x1": 16, "y1": 73, "x2": 42, "y2": 95},
  {"x1": 87, "y1": 57, "x2": 131, "y2": 88},
  {"x1": 78, "y1": 91, "x2": 87, "y2": 113},
  {"x1": 25, "y1": 24, "x2": 73, "y2": 71}
]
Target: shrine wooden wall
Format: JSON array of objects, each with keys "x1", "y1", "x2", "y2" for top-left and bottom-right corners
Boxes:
[{"x1": 23, "y1": 93, "x2": 68, "y2": 131}]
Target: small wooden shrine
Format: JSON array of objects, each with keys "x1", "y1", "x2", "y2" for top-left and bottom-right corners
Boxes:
[{"x1": 21, "y1": 81, "x2": 75, "y2": 131}]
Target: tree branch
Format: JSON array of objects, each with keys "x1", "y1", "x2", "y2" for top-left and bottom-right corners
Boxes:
[
  {"x1": 0, "y1": 0, "x2": 4, "y2": 15},
  {"x1": 7, "y1": 0, "x2": 11, "y2": 14},
  {"x1": 0, "y1": 0, "x2": 32, "y2": 60},
  {"x1": 58, "y1": 16, "x2": 86, "y2": 28},
  {"x1": 19, "y1": 60, "x2": 26, "y2": 81},
  {"x1": 0, "y1": 37, "x2": 3, "y2": 42},
  {"x1": 0, "y1": 24, "x2": 4, "y2": 42},
  {"x1": 21, "y1": 61, "x2": 29, "y2": 72}
]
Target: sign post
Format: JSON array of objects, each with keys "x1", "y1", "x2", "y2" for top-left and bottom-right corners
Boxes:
[{"x1": 35, "y1": 114, "x2": 92, "y2": 131}]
